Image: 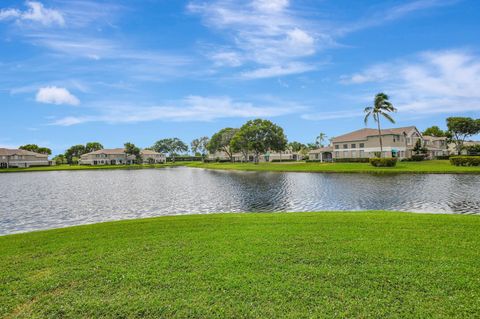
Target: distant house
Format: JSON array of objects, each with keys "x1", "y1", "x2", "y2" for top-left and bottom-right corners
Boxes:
[
  {"x1": 79, "y1": 149, "x2": 165, "y2": 165},
  {"x1": 0, "y1": 148, "x2": 52, "y2": 168},
  {"x1": 448, "y1": 140, "x2": 480, "y2": 155},
  {"x1": 208, "y1": 150, "x2": 304, "y2": 162},
  {"x1": 309, "y1": 126, "x2": 448, "y2": 161}
]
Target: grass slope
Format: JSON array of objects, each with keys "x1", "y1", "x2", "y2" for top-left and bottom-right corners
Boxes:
[
  {"x1": 1, "y1": 212, "x2": 479, "y2": 318},
  {"x1": 186, "y1": 160, "x2": 480, "y2": 174}
]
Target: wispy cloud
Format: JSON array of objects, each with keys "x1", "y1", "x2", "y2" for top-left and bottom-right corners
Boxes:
[
  {"x1": 341, "y1": 49, "x2": 480, "y2": 115},
  {"x1": 50, "y1": 95, "x2": 305, "y2": 126},
  {"x1": 0, "y1": 1, "x2": 65, "y2": 26},
  {"x1": 188, "y1": 0, "x2": 323, "y2": 78}
]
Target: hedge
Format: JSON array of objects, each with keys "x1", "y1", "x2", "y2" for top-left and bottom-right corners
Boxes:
[
  {"x1": 450, "y1": 156, "x2": 480, "y2": 166},
  {"x1": 435, "y1": 155, "x2": 451, "y2": 160},
  {"x1": 334, "y1": 158, "x2": 369, "y2": 163},
  {"x1": 270, "y1": 159, "x2": 299, "y2": 162},
  {"x1": 369, "y1": 157, "x2": 397, "y2": 167},
  {"x1": 166, "y1": 156, "x2": 203, "y2": 162}
]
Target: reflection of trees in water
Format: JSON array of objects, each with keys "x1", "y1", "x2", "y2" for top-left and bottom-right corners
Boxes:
[
  {"x1": 209, "y1": 170, "x2": 290, "y2": 212},
  {"x1": 447, "y1": 200, "x2": 480, "y2": 214}
]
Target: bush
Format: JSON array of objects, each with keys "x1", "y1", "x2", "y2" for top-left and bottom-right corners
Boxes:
[
  {"x1": 334, "y1": 158, "x2": 369, "y2": 163},
  {"x1": 166, "y1": 156, "x2": 203, "y2": 162},
  {"x1": 369, "y1": 157, "x2": 397, "y2": 167},
  {"x1": 411, "y1": 155, "x2": 426, "y2": 161},
  {"x1": 435, "y1": 155, "x2": 451, "y2": 160},
  {"x1": 270, "y1": 159, "x2": 298, "y2": 162},
  {"x1": 450, "y1": 156, "x2": 480, "y2": 166}
]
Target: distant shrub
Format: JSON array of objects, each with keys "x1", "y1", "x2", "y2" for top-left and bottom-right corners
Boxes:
[
  {"x1": 435, "y1": 155, "x2": 451, "y2": 160},
  {"x1": 411, "y1": 155, "x2": 427, "y2": 161},
  {"x1": 166, "y1": 156, "x2": 203, "y2": 162},
  {"x1": 270, "y1": 159, "x2": 298, "y2": 162},
  {"x1": 369, "y1": 157, "x2": 397, "y2": 167},
  {"x1": 334, "y1": 158, "x2": 369, "y2": 163},
  {"x1": 450, "y1": 156, "x2": 480, "y2": 166}
]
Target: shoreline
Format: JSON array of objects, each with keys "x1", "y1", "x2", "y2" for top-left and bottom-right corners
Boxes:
[{"x1": 1, "y1": 160, "x2": 480, "y2": 174}]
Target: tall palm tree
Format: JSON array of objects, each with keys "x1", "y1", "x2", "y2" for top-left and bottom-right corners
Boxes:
[
  {"x1": 364, "y1": 93, "x2": 397, "y2": 157},
  {"x1": 316, "y1": 132, "x2": 327, "y2": 148}
]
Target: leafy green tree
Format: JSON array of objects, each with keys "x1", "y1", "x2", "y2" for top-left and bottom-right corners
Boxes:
[
  {"x1": 422, "y1": 126, "x2": 446, "y2": 137},
  {"x1": 85, "y1": 142, "x2": 104, "y2": 153},
  {"x1": 231, "y1": 119, "x2": 287, "y2": 163},
  {"x1": 124, "y1": 142, "x2": 142, "y2": 164},
  {"x1": 207, "y1": 128, "x2": 239, "y2": 161},
  {"x1": 65, "y1": 145, "x2": 86, "y2": 164},
  {"x1": 413, "y1": 139, "x2": 427, "y2": 155},
  {"x1": 152, "y1": 138, "x2": 188, "y2": 161},
  {"x1": 364, "y1": 93, "x2": 397, "y2": 157},
  {"x1": 19, "y1": 144, "x2": 52, "y2": 155},
  {"x1": 288, "y1": 141, "x2": 306, "y2": 152},
  {"x1": 447, "y1": 117, "x2": 480, "y2": 155},
  {"x1": 53, "y1": 154, "x2": 67, "y2": 165},
  {"x1": 191, "y1": 137, "x2": 210, "y2": 158}
]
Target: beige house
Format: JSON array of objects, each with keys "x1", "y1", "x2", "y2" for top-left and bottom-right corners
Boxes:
[
  {"x1": 79, "y1": 148, "x2": 165, "y2": 165},
  {"x1": 448, "y1": 140, "x2": 480, "y2": 155},
  {"x1": 0, "y1": 148, "x2": 52, "y2": 168},
  {"x1": 309, "y1": 126, "x2": 448, "y2": 161},
  {"x1": 208, "y1": 150, "x2": 304, "y2": 162}
]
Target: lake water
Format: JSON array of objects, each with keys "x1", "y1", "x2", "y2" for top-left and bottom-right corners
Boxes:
[{"x1": 1, "y1": 167, "x2": 479, "y2": 235}]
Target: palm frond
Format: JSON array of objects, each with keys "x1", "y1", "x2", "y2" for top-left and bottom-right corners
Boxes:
[{"x1": 381, "y1": 112, "x2": 396, "y2": 124}]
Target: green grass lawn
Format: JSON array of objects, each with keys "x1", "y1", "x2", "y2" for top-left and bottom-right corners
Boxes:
[
  {"x1": 1, "y1": 212, "x2": 479, "y2": 318},
  {"x1": 186, "y1": 160, "x2": 480, "y2": 174},
  {"x1": 0, "y1": 163, "x2": 175, "y2": 173}
]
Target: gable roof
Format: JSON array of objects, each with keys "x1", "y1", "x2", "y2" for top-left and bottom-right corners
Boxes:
[
  {"x1": 332, "y1": 126, "x2": 418, "y2": 143},
  {"x1": 82, "y1": 148, "x2": 164, "y2": 156},
  {"x1": 0, "y1": 148, "x2": 49, "y2": 158}
]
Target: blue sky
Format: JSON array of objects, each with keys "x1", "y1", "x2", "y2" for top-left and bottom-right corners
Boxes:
[{"x1": 1, "y1": 0, "x2": 479, "y2": 154}]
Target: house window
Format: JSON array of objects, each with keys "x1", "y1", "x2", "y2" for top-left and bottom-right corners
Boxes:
[
  {"x1": 351, "y1": 144, "x2": 356, "y2": 148},
  {"x1": 360, "y1": 150, "x2": 365, "y2": 158},
  {"x1": 359, "y1": 143, "x2": 364, "y2": 148},
  {"x1": 407, "y1": 138, "x2": 411, "y2": 144},
  {"x1": 343, "y1": 144, "x2": 348, "y2": 149},
  {"x1": 351, "y1": 151, "x2": 356, "y2": 158},
  {"x1": 335, "y1": 151, "x2": 339, "y2": 157},
  {"x1": 335, "y1": 145, "x2": 339, "y2": 149},
  {"x1": 343, "y1": 151, "x2": 348, "y2": 158}
]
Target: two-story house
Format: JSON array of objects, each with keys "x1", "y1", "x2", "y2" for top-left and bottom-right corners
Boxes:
[
  {"x1": 79, "y1": 149, "x2": 165, "y2": 165},
  {"x1": 0, "y1": 148, "x2": 52, "y2": 168}
]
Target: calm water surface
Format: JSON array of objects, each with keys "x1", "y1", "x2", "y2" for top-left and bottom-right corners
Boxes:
[{"x1": 1, "y1": 167, "x2": 479, "y2": 235}]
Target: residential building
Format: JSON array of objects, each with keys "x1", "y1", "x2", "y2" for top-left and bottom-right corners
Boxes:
[
  {"x1": 207, "y1": 150, "x2": 304, "y2": 162},
  {"x1": 79, "y1": 149, "x2": 165, "y2": 165},
  {"x1": 0, "y1": 148, "x2": 52, "y2": 168},
  {"x1": 448, "y1": 141, "x2": 480, "y2": 155},
  {"x1": 309, "y1": 126, "x2": 448, "y2": 161}
]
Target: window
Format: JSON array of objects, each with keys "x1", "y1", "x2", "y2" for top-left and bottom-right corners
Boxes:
[
  {"x1": 359, "y1": 143, "x2": 364, "y2": 148},
  {"x1": 351, "y1": 144, "x2": 356, "y2": 148},
  {"x1": 343, "y1": 151, "x2": 348, "y2": 158},
  {"x1": 335, "y1": 145, "x2": 339, "y2": 149},
  {"x1": 407, "y1": 137, "x2": 411, "y2": 144},
  {"x1": 335, "y1": 151, "x2": 339, "y2": 157},
  {"x1": 360, "y1": 150, "x2": 365, "y2": 158},
  {"x1": 343, "y1": 144, "x2": 348, "y2": 149},
  {"x1": 351, "y1": 151, "x2": 356, "y2": 158}
]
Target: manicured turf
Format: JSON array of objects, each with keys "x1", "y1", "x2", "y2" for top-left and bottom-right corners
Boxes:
[
  {"x1": 186, "y1": 160, "x2": 480, "y2": 174},
  {"x1": 1, "y1": 212, "x2": 479, "y2": 318},
  {"x1": 0, "y1": 163, "x2": 175, "y2": 173}
]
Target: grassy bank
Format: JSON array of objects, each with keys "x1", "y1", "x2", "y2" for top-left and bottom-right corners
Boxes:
[
  {"x1": 186, "y1": 160, "x2": 480, "y2": 174},
  {"x1": 0, "y1": 163, "x2": 177, "y2": 173},
  {"x1": 1, "y1": 211, "x2": 479, "y2": 318}
]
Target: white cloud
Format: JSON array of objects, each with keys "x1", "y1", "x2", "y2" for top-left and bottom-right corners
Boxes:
[
  {"x1": 341, "y1": 50, "x2": 480, "y2": 115},
  {"x1": 241, "y1": 63, "x2": 316, "y2": 79},
  {"x1": 0, "y1": 1, "x2": 65, "y2": 26},
  {"x1": 188, "y1": 0, "x2": 320, "y2": 78},
  {"x1": 36, "y1": 86, "x2": 80, "y2": 106},
  {"x1": 50, "y1": 95, "x2": 304, "y2": 126},
  {"x1": 301, "y1": 110, "x2": 363, "y2": 121}
]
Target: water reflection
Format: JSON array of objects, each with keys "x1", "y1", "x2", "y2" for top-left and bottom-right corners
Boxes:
[{"x1": 0, "y1": 167, "x2": 479, "y2": 235}]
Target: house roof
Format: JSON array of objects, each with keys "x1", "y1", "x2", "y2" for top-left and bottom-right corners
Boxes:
[
  {"x1": 309, "y1": 146, "x2": 333, "y2": 154},
  {"x1": 82, "y1": 148, "x2": 164, "y2": 156},
  {"x1": 332, "y1": 126, "x2": 417, "y2": 143},
  {"x1": 0, "y1": 148, "x2": 48, "y2": 158}
]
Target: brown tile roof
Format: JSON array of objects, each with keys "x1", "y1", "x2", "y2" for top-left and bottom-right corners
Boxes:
[
  {"x1": 332, "y1": 126, "x2": 417, "y2": 143},
  {"x1": 309, "y1": 146, "x2": 333, "y2": 153},
  {"x1": 0, "y1": 148, "x2": 48, "y2": 158},
  {"x1": 82, "y1": 148, "x2": 163, "y2": 156}
]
